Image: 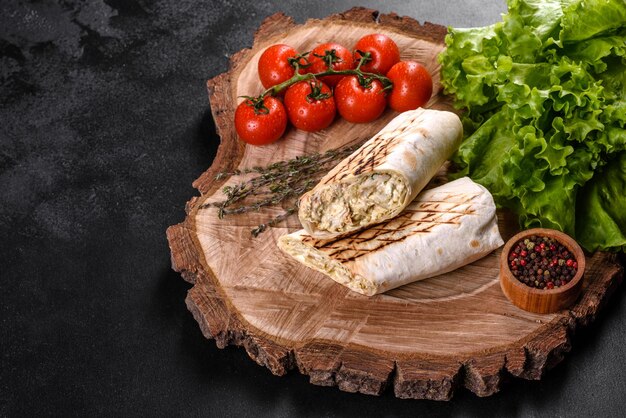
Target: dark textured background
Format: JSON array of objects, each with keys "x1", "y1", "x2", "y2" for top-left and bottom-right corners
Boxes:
[{"x1": 1, "y1": 0, "x2": 625, "y2": 416}]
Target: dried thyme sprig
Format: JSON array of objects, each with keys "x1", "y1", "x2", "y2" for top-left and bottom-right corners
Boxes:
[
  {"x1": 251, "y1": 207, "x2": 297, "y2": 238},
  {"x1": 203, "y1": 143, "x2": 362, "y2": 236}
]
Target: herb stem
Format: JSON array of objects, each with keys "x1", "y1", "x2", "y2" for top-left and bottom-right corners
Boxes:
[{"x1": 204, "y1": 143, "x2": 362, "y2": 236}]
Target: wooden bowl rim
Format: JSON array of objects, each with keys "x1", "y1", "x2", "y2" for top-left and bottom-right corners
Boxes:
[{"x1": 500, "y1": 227, "x2": 586, "y2": 297}]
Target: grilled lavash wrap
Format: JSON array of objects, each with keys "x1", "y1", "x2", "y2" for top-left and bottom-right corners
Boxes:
[
  {"x1": 279, "y1": 177, "x2": 503, "y2": 296},
  {"x1": 298, "y1": 108, "x2": 463, "y2": 239}
]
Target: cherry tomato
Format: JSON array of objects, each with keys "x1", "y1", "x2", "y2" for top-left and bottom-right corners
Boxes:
[
  {"x1": 386, "y1": 61, "x2": 433, "y2": 112},
  {"x1": 334, "y1": 75, "x2": 387, "y2": 123},
  {"x1": 353, "y1": 34, "x2": 400, "y2": 75},
  {"x1": 306, "y1": 42, "x2": 354, "y2": 87},
  {"x1": 234, "y1": 96, "x2": 287, "y2": 145},
  {"x1": 284, "y1": 80, "x2": 336, "y2": 132},
  {"x1": 258, "y1": 44, "x2": 300, "y2": 89}
]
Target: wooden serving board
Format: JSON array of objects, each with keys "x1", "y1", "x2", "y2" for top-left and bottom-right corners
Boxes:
[{"x1": 166, "y1": 8, "x2": 624, "y2": 400}]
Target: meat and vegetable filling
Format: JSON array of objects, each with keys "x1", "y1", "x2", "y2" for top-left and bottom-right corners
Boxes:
[
  {"x1": 279, "y1": 236, "x2": 378, "y2": 295},
  {"x1": 299, "y1": 172, "x2": 408, "y2": 234}
]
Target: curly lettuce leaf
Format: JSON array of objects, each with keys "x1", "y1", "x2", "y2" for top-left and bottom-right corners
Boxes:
[
  {"x1": 576, "y1": 153, "x2": 626, "y2": 251},
  {"x1": 560, "y1": 0, "x2": 626, "y2": 42},
  {"x1": 440, "y1": 0, "x2": 626, "y2": 251}
]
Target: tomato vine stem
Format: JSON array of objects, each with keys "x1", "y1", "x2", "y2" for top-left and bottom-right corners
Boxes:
[{"x1": 260, "y1": 52, "x2": 393, "y2": 100}]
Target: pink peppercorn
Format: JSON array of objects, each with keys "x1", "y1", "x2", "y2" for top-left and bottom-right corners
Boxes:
[{"x1": 509, "y1": 235, "x2": 578, "y2": 290}]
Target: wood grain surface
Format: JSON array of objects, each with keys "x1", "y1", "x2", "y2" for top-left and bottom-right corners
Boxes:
[{"x1": 166, "y1": 8, "x2": 624, "y2": 400}]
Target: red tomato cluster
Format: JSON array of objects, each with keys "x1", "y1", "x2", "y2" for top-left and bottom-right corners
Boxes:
[{"x1": 234, "y1": 34, "x2": 433, "y2": 146}]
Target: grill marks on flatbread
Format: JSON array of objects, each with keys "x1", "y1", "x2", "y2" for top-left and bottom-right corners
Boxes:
[
  {"x1": 301, "y1": 191, "x2": 480, "y2": 263},
  {"x1": 321, "y1": 113, "x2": 424, "y2": 185},
  {"x1": 322, "y1": 135, "x2": 396, "y2": 185},
  {"x1": 298, "y1": 109, "x2": 464, "y2": 239},
  {"x1": 279, "y1": 177, "x2": 504, "y2": 296}
]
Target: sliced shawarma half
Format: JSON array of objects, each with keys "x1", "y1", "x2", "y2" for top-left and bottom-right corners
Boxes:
[
  {"x1": 279, "y1": 177, "x2": 504, "y2": 296},
  {"x1": 298, "y1": 108, "x2": 463, "y2": 239}
]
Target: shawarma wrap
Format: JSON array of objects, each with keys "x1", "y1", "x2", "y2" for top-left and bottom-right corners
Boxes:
[
  {"x1": 279, "y1": 177, "x2": 503, "y2": 296},
  {"x1": 298, "y1": 108, "x2": 463, "y2": 239}
]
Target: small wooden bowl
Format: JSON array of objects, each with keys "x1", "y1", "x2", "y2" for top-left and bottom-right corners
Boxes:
[{"x1": 499, "y1": 228, "x2": 586, "y2": 314}]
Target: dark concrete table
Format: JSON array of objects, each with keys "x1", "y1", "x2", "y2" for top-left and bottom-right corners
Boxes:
[{"x1": 1, "y1": 0, "x2": 624, "y2": 416}]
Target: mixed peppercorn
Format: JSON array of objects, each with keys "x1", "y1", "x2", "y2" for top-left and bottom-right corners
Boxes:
[{"x1": 508, "y1": 235, "x2": 578, "y2": 289}]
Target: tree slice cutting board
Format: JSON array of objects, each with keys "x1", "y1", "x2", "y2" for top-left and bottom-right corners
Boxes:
[{"x1": 166, "y1": 8, "x2": 624, "y2": 400}]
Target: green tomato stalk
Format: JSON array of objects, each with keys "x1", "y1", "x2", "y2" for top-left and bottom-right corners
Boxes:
[{"x1": 254, "y1": 51, "x2": 393, "y2": 106}]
